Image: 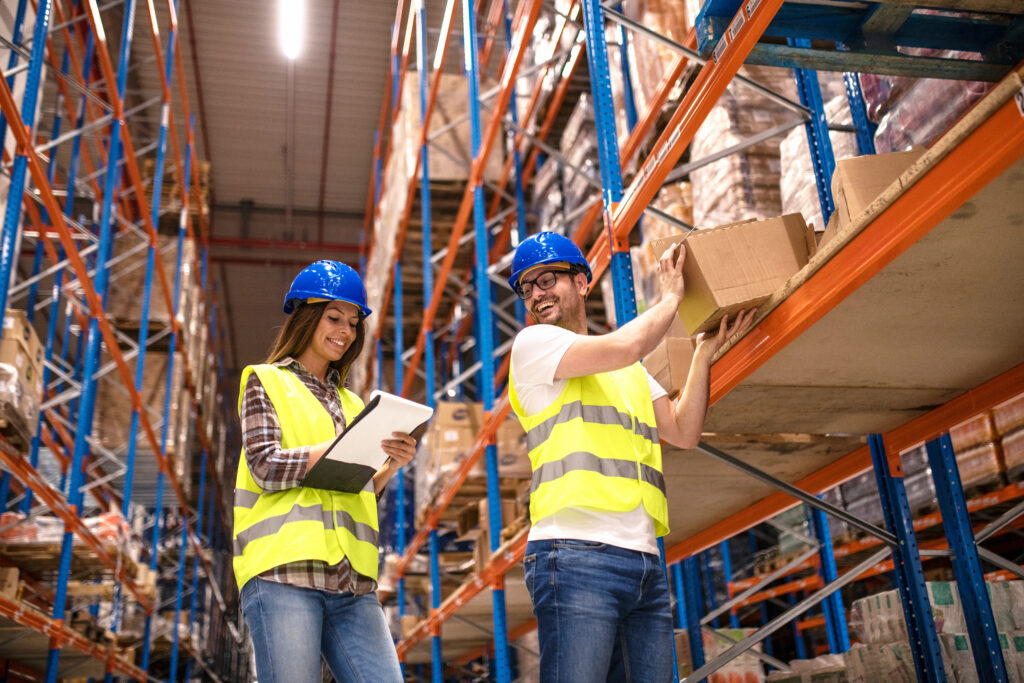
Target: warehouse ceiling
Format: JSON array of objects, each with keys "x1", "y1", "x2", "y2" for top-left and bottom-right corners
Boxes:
[
  {"x1": 171, "y1": 0, "x2": 397, "y2": 385},
  {"x1": 162, "y1": 0, "x2": 507, "y2": 399}
]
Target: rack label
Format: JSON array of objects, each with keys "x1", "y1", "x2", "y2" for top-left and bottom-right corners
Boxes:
[
  {"x1": 727, "y1": 10, "x2": 747, "y2": 43},
  {"x1": 746, "y1": 0, "x2": 762, "y2": 18},
  {"x1": 712, "y1": 36, "x2": 729, "y2": 64},
  {"x1": 1015, "y1": 86, "x2": 1024, "y2": 117}
]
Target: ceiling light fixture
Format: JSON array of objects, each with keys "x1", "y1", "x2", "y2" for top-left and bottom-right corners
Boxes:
[{"x1": 279, "y1": 0, "x2": 305, "y2": 60}]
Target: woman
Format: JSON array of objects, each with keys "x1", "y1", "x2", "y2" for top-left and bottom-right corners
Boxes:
[{"x1": 233, "y1": 260, "x2": 413, "y2": 683}]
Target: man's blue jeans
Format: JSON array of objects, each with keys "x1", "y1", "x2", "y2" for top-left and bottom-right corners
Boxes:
[
  {"x1": 524, "y1": 539, "x2": 675, "y2": 682},
  {"x1": 240, "y1": 577, "x2": 403, "y2": 683}
]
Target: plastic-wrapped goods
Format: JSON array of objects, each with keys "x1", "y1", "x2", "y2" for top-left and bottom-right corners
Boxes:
[
  {"x1": 843, "y1": 643, "x2": 915, "y2": 683},
  {"x1": 779, "y1": 96, "x2": 860, "y2": 233},
  {"x1": 987, "y1": 581, "x2": 1024, "y2": 632},
  {"x1": 690, "y1": 66, "x2": 799, "y2": 228},
  {"x1": 843, "y1": 495, "x2": 885, "y2": 535},
  {"x1": 940, "y1": 634, "x2": 981, "y2": 683},
  {"x1": 900, "y1": 445, "x2": 929, "y2": 476},
  {"x1": 622, "y1": 0, "x2": 691, "y2": 117},
  {"x1": 994, "y1": 393, "x2": 1024, "y2": 436},
  {"x1": 872, "y1": 52, "x2": 993, "y2": 153},
  {"x1": 904, "y1": 469, "x2": 937, "y2": 515},
  {"x1": 858, "y1": 72, "x2": 916, "y2": 123},
  {"x1": 0, "y1": 364, "x2": 39, "y2": 443}
]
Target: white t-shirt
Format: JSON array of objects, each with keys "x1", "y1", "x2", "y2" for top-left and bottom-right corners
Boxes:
[{"x1": 510, "y1": 324, "x2": 667, "y2": 555}]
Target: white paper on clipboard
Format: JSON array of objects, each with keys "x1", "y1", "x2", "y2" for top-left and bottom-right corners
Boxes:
[{"x1": 322, "y1": 390, "x2": 434, "y2": 467}]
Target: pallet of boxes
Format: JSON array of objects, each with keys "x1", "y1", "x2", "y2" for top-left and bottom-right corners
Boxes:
[
  {"x1": 0, "y1": 309, "x2": 44, "y2": 451},
  {"x1": 417, "y1": 402, "x2": 532, "y2": 579},
  {"x1": 845, "y1": 580, "x2": 1024, "y2": 680}
]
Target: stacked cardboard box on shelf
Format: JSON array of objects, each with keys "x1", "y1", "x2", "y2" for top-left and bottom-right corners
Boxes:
[
  {"x1": 622, "y1": 0, "x2": 691, "y2": 118},
  {"x1": 651, "y1": 213, "x2": 816, "y2": 335},
  {"x1": 0, "y1": 309, "x2": 44, "y2": 447},
  {"x1": 415, "y1": 401, "x2": 531, "y2": 522}
]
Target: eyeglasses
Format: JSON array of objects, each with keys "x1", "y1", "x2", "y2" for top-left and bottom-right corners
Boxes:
[{"x1": 514, "y1": 270, "x2": 568, "y2": 300}]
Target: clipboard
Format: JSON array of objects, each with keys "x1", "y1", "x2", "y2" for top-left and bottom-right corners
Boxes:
[{"x1": 301, "y1": 390, "x2": 434, "y2": 493}]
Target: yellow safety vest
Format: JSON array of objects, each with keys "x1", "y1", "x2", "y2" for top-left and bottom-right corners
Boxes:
[
  {"x1": 232, "y1": 364, "x2": 380, "y2": 591},
  {"x1": 509, "y1": 361, "x2": 669, "y2": 536}
]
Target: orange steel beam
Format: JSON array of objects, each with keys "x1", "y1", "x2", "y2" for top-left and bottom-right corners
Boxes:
[
  {"x1": 668, "y1": 362, "x2": 1024, "y2": 562},
  {"x1": 478, "y1": 0, "x2": 507, "y2": 72},
  {"x1": 595, "y1": 0, "x2": 786, "y2": 271},
  {"x1": 0, "y1": 593, "x2": 145, "y2": 680},
  {"x1": 399, "y1": 0, "x2": 544, "y2": 398},
  {"x1": 456, "y1": 616, "x2": 538, "y2": 666},
  {"x1": 0, "y1": 439, "x2": 153, "y2": 612},
  {"x1": 729, "y1": 480, "x2": 1024, "y2": 593},
  {"x1": 732, "y1": 525, "x2": 1024, "y2": 609},
  {"x1": 398, "y1": 530, "x2": 528, "y2": 658}
]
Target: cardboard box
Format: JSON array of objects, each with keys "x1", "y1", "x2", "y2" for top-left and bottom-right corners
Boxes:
[
  {"x1": 426, "y1": 402, "x2": 531, "y2": 479},
  {"x1": 643, "y1": 336, "x2": 697, "y2": 397},
  {"x1": 652, "y1": 214, "x2": 815, "y2": 335},
  {"x1": 1, "y1": 308, "x2": 44, "y2": 397},
  {"x1": 830, "y1": 148, "x2": 926, "y2": 231}
]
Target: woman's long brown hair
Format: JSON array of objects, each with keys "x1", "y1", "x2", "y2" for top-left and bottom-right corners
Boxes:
[{"x1": 264, "y1": 301, "x2": 365, "y2": 386}]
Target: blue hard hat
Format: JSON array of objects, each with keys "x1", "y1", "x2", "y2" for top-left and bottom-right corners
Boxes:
[
  {"x1": 507, "y1": 231, "x2": 592, "y2": 291},
  {"x1": 283, "y1": 260, "x2": 372, "y2": 318}
]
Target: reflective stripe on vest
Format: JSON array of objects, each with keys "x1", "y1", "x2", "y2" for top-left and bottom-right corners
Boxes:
[
  {"x1": 233, "y1": 502, "x2": 379, "y2": 556},
  {"x1": 524, "y1": 400, "x2": 659, "y2": 452},
  {"x1": 530, "y1": 450, "x2": 666, "y2": 496}
]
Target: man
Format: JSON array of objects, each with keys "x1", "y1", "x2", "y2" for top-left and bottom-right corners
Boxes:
[{"x1": 507, "y1": 231, "x2": 754, "y2": 682}]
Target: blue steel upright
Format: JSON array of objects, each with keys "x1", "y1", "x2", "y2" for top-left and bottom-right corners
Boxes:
[
  {"x1": 142, "y1": 129, "x2": 194, "y2": 675},
  {"x1": 682, "y1": 556, "x2": 706, "y2": 682},
  {"x1": 868, "y1": 434, "x2": 946, "y2": 682},
  {"x1": 582, "y1": 0, "x2": 637, "y2": 324},
  {"x1": 842, "y1": 73, "x2": 876, "y2": 156},
  {"x1": 788, "y1": 44, "x2": 836, "y2": 226},
  {"x1": 0, "y1": 0, "x2": 52, "y2": 332},
  {"x1": 502, "y1": 0, "x2": 529, "y2": 326},
  {"x1": 925, "y1": 434, "x2": 1008, "y2": 682},
  {"x1": 806, "y1": 498, "x2": 850, "y2": 653},
  {"x1": 461, "y1": 0, "x2": 512, "y2": 679}
]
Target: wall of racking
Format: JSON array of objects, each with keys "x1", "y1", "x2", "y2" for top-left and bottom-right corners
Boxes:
[
  {"x1": 364, "y1": 0, "x2": 1024, "y2": 681},
  {"x1": 0, "y1": 1, "x2": 245, "y2": 680}
]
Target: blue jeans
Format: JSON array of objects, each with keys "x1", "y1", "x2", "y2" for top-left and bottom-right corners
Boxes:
[
  {"x1": 524, "y1": 539, "x2": 675, "y2": 682},
  {"x1": 240, "y1": 577, "x2": 403, "y2": 683}
]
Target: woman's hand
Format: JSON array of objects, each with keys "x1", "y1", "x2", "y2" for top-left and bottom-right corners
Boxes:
[
  {"x1": 373, "y1": 432, "x2": 418, "y2": 494},
  {"x1": 381, "y1": 432, "x2": 417, "y2": 468}
]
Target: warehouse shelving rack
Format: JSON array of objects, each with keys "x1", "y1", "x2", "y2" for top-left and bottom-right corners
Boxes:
[
  {"x1": 0, "y1": 0, "x2": 244, "y2": 680},
  {"x1": 366, "y1": 0, "x2": 1024, "y2": 680}
]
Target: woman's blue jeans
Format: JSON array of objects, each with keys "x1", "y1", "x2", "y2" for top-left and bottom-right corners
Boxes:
[
  {"x1": 524, "y1": 539, "x2": 675, "y2": 682},
  {"x1": 240, "y1": 577, "x2": 403, "y2": 683}
]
